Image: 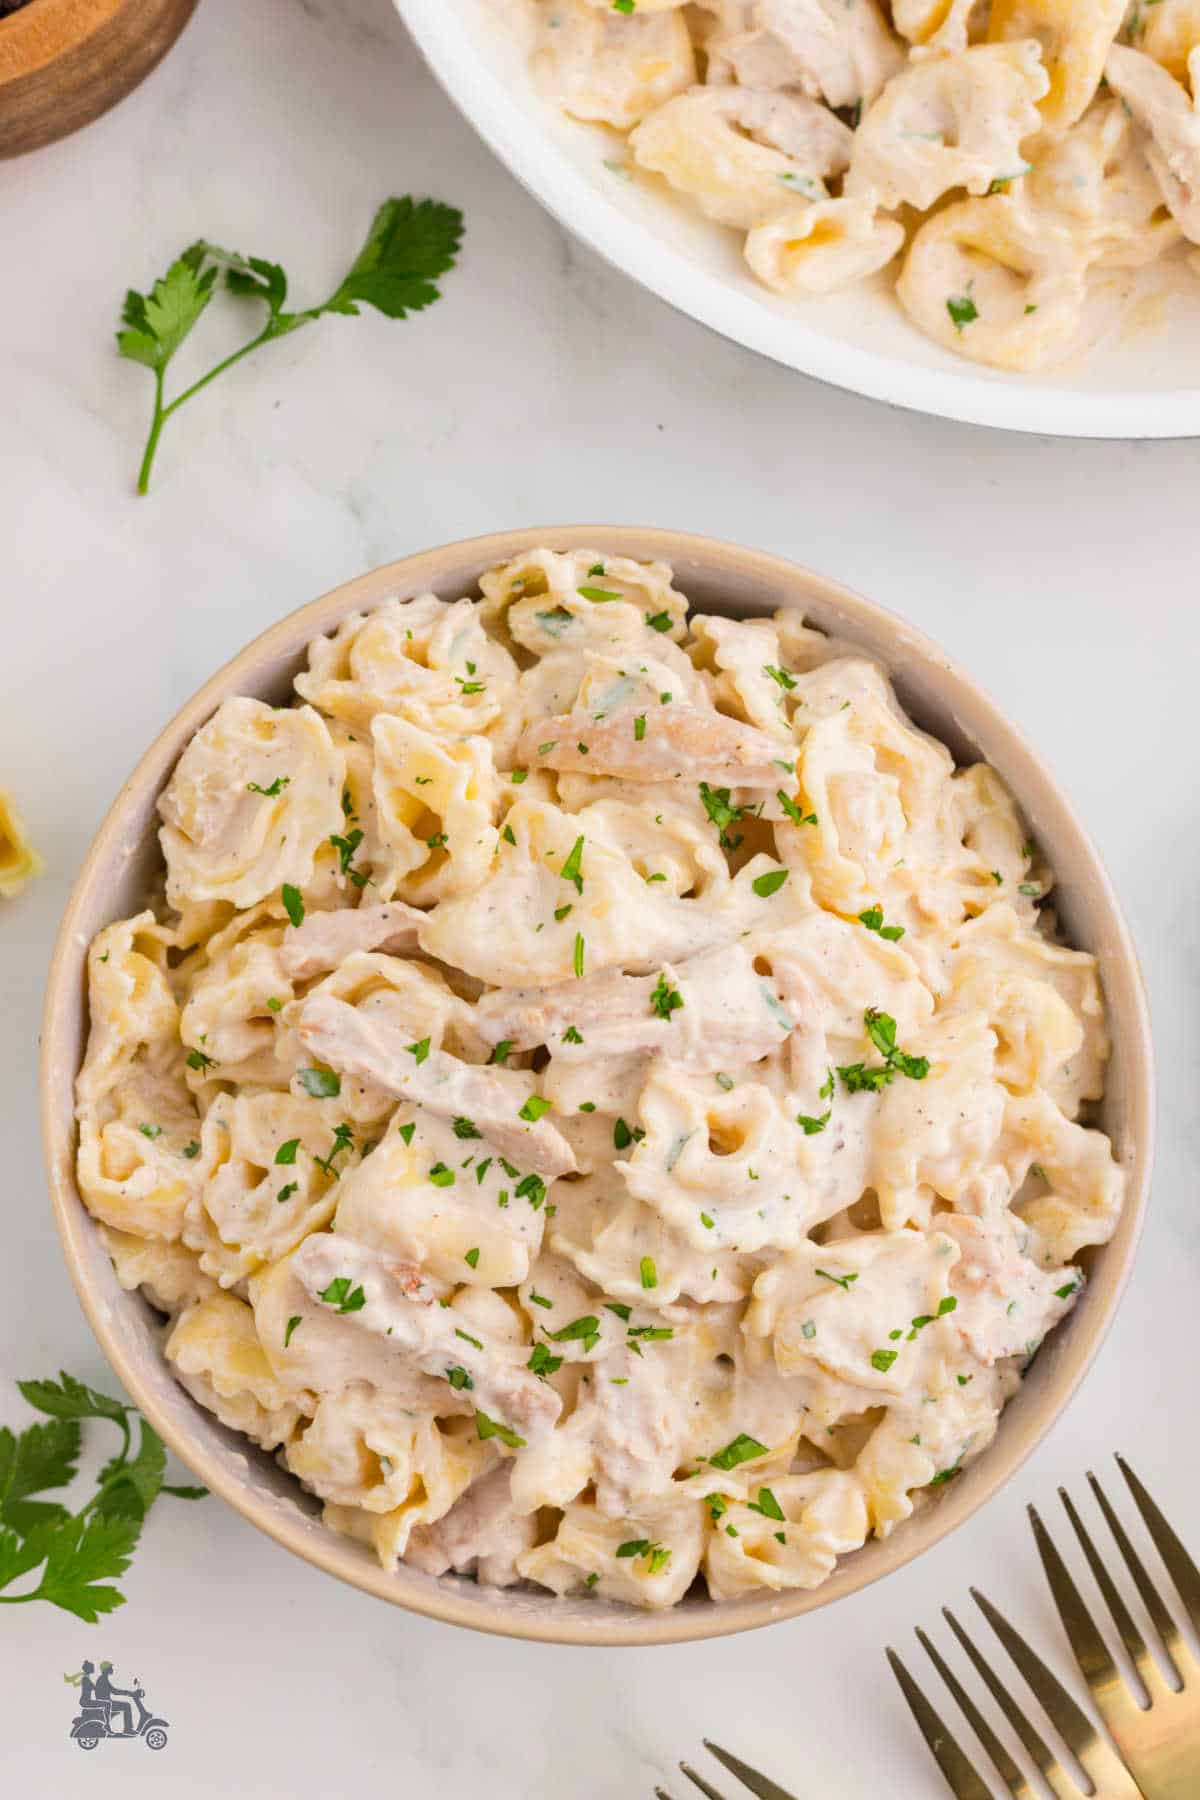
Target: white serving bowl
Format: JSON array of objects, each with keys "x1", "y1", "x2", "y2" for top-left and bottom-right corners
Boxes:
[
  {"x1": 397, "y1": 0, "x2": 1200, "y2": 439},
  {"x1": 42, "y1": 529, "x2": 1153, "y2": 1645}
]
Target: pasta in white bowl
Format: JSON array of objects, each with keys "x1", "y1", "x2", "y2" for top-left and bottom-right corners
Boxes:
[
  {"x1": 397, "y1": 0, "x2": 1200, "y2": 434},
  {"x1": 70, "y1": 543, "x2": 1130, "y2": 1614}
]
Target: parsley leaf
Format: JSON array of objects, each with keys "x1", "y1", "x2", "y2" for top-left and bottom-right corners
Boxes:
[
  {"x1": 698, "y1": 782, "x2": 745, "y2": 850},
  {"x1": 118, "y1": 198, "x2": 464, "y2": 493},
  {"x1": 708, "y1": 1433, "x2": 767, "y2": 1472},
  {"x1": 650, "y1": 971, "x2": 684, "y2": 1020},
  {"x1": 560, "y1": 835, "x2": 585, "y2": 894}
]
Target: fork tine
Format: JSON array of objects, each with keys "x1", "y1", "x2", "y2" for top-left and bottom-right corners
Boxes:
[
  {"x1": 678, "y1": 1764, "x2": 730, "y2": 1800},
  {"x1": 947, "y1": 1601, "x2": 1078, "y2": 1800},
  {"x1": 1027, "y1": 1505, "x2": 1121, "y2": 1699},
  {"x1": 886, "y1": 1645, "x2": 995, "y2": 1800},
  {"x1": 916, "y1": 1626, "x2": 1034, "y2": 1797},
  {"x1": 702, "y1": 1739, "x2": 798, "y2": 1800},
  {"x1": 1118, "y1": 1454, "x2": 1200, "y2": 1638},
  {"x1": 1071, "y1": 1474, "x2": 1181, "y2": 1690},
  {"x1": 655, "y1": 1790, "x2": 677, "y2": 1799}
]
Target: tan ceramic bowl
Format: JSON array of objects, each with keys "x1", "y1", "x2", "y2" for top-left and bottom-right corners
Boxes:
[{"x1": 41, "y1": 528, "x2": 1154, "y2": 1646}]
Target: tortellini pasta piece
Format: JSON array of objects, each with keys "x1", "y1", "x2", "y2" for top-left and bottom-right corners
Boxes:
[
  {"x1": 848, "y1": 42, "x2": 1049, "y2": 212},
  {"x1": 370, "y1": 713, "x2": 500, "y2": 903},
  {"x1": 896, "y1": 193, "x2": 1091, "y2": 370},
  {"x1": 0, "y1": 786, "x2": 43, "y2": 897},
  {"x1": 166, "y1": 1290, "x2": 309, "y2": 1450},
  {"x1": 1105, "y1": 44, "x2": 1200, "y2": 245},
  {"x1": 158, "y1": 697, "x2": 344, "y2": 910},
  {"x1": 988, "y1": 0, "x2": 1127, "y2": 139},
  {"x1": 704, "y1": 1468, "x2": 869, "y2": 1597},
  {"x1": 631, "y1": 84, "x2": 853, "y2": 228},
  {"x1": 533, "y1": 0, "x2": 696, "y2": 130},
  {"x1": 744, "y1": 195, "x2": 906, "y2": 294}
]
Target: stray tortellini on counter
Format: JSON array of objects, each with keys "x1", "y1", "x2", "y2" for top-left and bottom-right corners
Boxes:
[
  {"x1": 76, "y1": 551, "x2": 1125, "y2": 1610},
  {"x1": 0, "y1": 785, "x2": 44, "y2": 898},
  {"x1": 502, "y1": 0, "x2": 1199, "y2": 372}
]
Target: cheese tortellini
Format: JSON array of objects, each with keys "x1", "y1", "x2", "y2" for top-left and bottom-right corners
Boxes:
[
  {"x1": 504, "y1": 0, "x2": 1198, "y2": 372},
  {"x1": 76, "y1": 553, "x2": 1125, "y2": 1610}
]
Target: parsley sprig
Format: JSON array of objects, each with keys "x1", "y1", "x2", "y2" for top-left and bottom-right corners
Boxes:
[
  {"x1": 837, "y1": 1008, "x2": 929, "y2": 1093},
  {"x1": 0, "y1": 1373, "x2": 206, "y2": 1621},
  {"x1": 118, "y1": 197, "x2": 464, "y2": 494}
]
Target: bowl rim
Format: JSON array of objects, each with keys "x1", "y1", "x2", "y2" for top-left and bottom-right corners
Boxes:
[
  {"x1": 395, "y1": 0, "x2": 1200, "y2": 441},
  {"x1": 41, "y1": 526, "x2": 1155, "y2": 1646}
]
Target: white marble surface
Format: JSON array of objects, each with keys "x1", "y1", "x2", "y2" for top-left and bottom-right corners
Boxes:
[{"x1": 2, "y1": 0, "x2": 1197, "y2": 1793}]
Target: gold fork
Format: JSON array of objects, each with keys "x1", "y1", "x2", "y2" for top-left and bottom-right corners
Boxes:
[
  {"x1": 654, "y1": 1738, "x2": 797, "y2": 1800},
  {"x1": 888, "y1": 1584, "x2": 1142, "y2": 1799},
  {"x1": 1030, "y1": 1454, "x2": 1200, "y2": 1800}
]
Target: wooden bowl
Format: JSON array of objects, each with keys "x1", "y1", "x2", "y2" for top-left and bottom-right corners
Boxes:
[
  {"x1": 0, "y1": 0, "x2": 197, "y2": 159},
  {"x1": 40, "y1": 528, "x2": 1155, "y2": 1645}
]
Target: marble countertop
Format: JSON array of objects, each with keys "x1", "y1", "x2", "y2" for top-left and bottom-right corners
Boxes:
[{"x1": 2, "y1": 1, "x2": 1197, "y2": 1793}]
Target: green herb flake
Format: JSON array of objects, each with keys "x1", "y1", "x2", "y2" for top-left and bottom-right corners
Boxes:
[
  {"x1": 298, "y1": 1067, "x2": 340, "y2": 1099},
  {"x1": 708, "y1": 1433, "x2": 768, "y2": 1472},
  {"x1": 752, "y1": 868, "x2": 789, "y2": 898},
  {"x1": 281, "y1": 884, "x2": 305, "y2": 928}
]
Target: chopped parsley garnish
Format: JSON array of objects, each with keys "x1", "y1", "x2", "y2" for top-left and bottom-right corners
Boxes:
[
  {"x1": 182, "y1": 1141, "x2": 200, "y2": 1159},
  {"x1": 515, "y1": 1172, "x2": 547, "y2": 1208},
  {"x1": 708, "y1": 1433, "x2": 767, "y2": 1472},
  {"x1": 930, "y1": 1459, "x2": 963, "y2": 1486},
  {"x1": 330, "y1": 827, "x2": 369, "y2": 886},
  {"x1": 297, "y1": 1067, "x2": 340, "y2": 1098},
  {"x1": 796, "y1": 1110, "x2": 829, "y2": 1135},
  {"x1": 428, "y1": 1162, "x2": 454, "y2": 1187},
  {"x1": 699, "y1": 782, "x2": 745, "y2": 850},
  {"x1": 186, "y1": 1048, "x2": 214, "y2": 1071},
  {"x1": 510, "y1": 769, "x2": 528, "y2": 784},
  {"x1": 605, "y1": 1302, "x2": 632, "y2": 1322},
  {"x1": 528, "y1": 1344, "x2": 562, "y2": 1380},
  {"x1": 464, "y1": 1248, "x2": 480, "y2": 1269},
  {"x1": 815, "y1": 1268, "x2": 858, "y2": 1291},
  {"x1": 545, "y1": 1314, "x2": 600, "y2": 1350},
  {"x1": 573, "y1": 932, "x2": 585, "y2": 978},
  {"x1": 314, "y1": 1122, "x2": 354, "y2": 1178},
  {"x1": 454, "y1": 1328, "x2": 483, "y2": 1350},
  {"x1": 577, "y1": 585, "x2": 621, "y2": 603},
  {"x1": 283, "y1": 1316, "x2": 302, "y2": 1348},
  {"x1": 858, "y1": 904, "x2": 904, "y2": 941},
  {"x1": 801, "y1": 1320, "x2": 817, "y2": 1339},
  {"x1": 752, "y1": 868, "x2": 789, "y2": 898},
  {"x1": 518, "y1": 1094, "x2": 553, "y2": 1122},
  {"x1": 491, "y1": 1040, "x2": 513, "y2": 1065},
  {"x1": 455, "y1": 677, "x2": 486, "y2": 695},
  {"x1": 554, "y1": 904, "x2": 573, "y2": 922},
  {"x1": 266, "y1": 996, "x2": 283, "y2": 1013},
  {"x1": 639, "y1": 1256, "x2": 658, "y2": 1289},
  {"x1": 397, "y1": 1122, "x2": 416, "y2": 1146},
  {"x1": 474, "y1": 1411, "x2": 526, "y2": 1450},
  {"x1": 1055, "y1": 1280, "x2": 1080, "y2": 1300},
  {"x1": 650, "y1": 971, "x2": 684, "y2": 1020},
  {"x1": 276, "y1": 1182, "x2": 298, "y2": 1204},
  {"x1": 453, "y1": 1117, "x2": 481, "y2": 1139},
  {"x1": 475, "y1": 1157, "x2": 492, "y2": 1182},
  {"x1": 763, "y1": 664, "x2": 797, "y2": 691},
  {"x1": 425, "y1": 831, "x2": 448, "y2": 851},
  {"x1": 870, "y1": 1348, "x2": 898, "y2": 1373},
  {"x1": 627, "y1": 1325, "x2": 673, "y2": 1342},
  {"x1": 502, "y1": 824, "x2": 516, "y2": 845},
  {"x1": 578, "y1": 1101, "x2": 596, "y2": 1112},
  {"x1": 445, "y1": 1365, "x2": 474, "y2": 1390},
  {"x1": 247, "y1": 775, "x2": 290, "y2": 796},
  {"x1": 317, "y1": 1277, "x2": 366, "y2": 1314},
  {"x1": 644, "y1": 610, "x2": 672, "y2": 632},
  {"x1": 537, "y1": 740, "x2": 557, "y2": 757},
  {"x1": 947, "y1": 294, "x2": 979, "y2": 333},
  {"x1": 715, "y1": 1073, "x2": 734, "y2": 1091},
  {"x1": 139, "y1": 1123, "x2": 162, "y2": 1139},
  {"x1": 837, "y1": 1008, "x2": 928, "y2": 1092},
  {"x1": 748, "y1": 1487, "x2": 785, "y2": 1522},
  {"x1": 529, "y1": 1291, "x2": 554, "y2": 1312},
  {"x1": 613, "y1": 1117, "x2": 645, "y2": 1151},
  {"x1": 777, "y1": 788, "x2": 817, "y2": 827},
  {"x1": 633, "y1": 714, "x2": 646, "y2": 741},
  {"x1": 561, "y1": 835, "x2": 585, "y2": 893},
  {"x1": 406, "y1": 1036, "x2": 431, "y2": 1065},
  {"x1": 275, "y1": 1138, "x2": 300, "y2": 1166},
  {"x1": 563, "y1": 1024, "x2": 584, "y2": 1044}
]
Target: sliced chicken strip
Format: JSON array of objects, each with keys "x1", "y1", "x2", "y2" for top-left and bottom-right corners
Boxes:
[
  {"x1": 298, "y1": 990, "x2": 577, "y2": 1179},
  {"x1": 280, "y1": 901, "x2": 428, "y2": 980},
  {"x1": 292, "y1": 1233, "x2": 561, "y2": 1444},
  {"x1": 517, "y1": 702, "x2": 786, "y2": 787},
  {"x1": 474, "y1": 944, "x2": 797, "y2": 1073},
  {"x1": 1105, "y1": 44, "x2": 1200, "y2": 244},
  {"x1": 405, "y1": 1464, "x2": 537, "y2": 1585}
]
